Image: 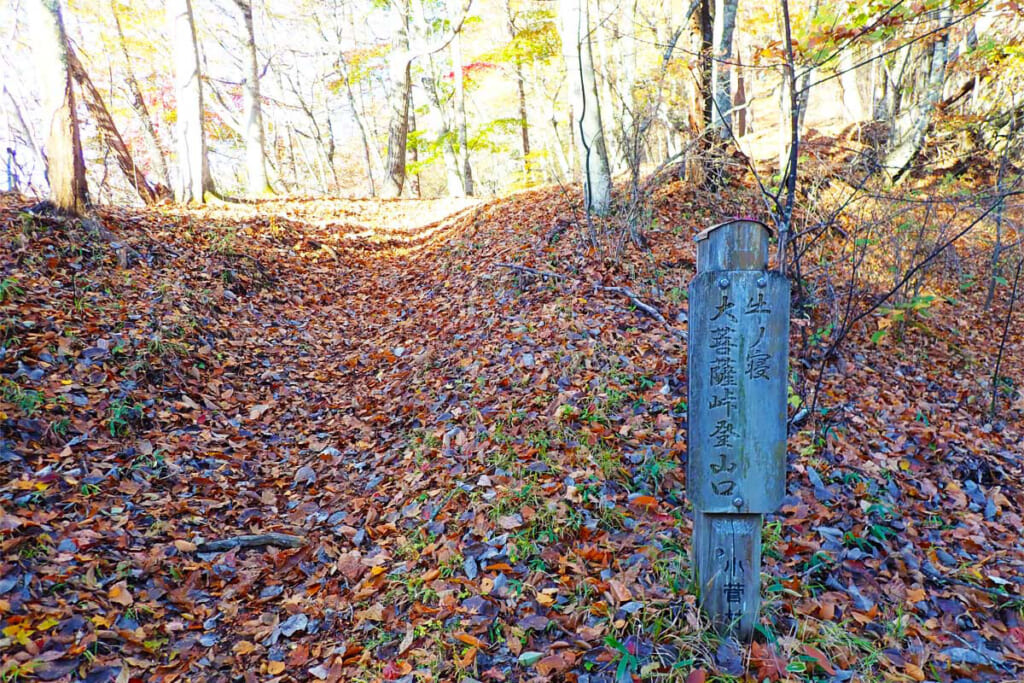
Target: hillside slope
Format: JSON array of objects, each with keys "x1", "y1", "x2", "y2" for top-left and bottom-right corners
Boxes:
[{"x1": 0, "y1": 183, "x2": 1021, "y2": 682}]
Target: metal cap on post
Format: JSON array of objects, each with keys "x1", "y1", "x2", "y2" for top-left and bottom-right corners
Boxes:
[{"x1": 687, "y1": 218, "x2": 789, "y2": 639}]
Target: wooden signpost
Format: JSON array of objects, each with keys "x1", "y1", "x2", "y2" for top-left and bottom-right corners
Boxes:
[{"x1": 687, "y1": 219, "x2": 790, "y2": 639}]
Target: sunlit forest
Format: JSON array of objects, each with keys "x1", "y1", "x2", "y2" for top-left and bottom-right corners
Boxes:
[{"x1": 1, "y1": 0, "x2": 1023, "y2": 681}]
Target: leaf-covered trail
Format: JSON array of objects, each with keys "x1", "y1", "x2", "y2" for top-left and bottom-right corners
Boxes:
[{"x1": 1, "y1": 187, "x2": 1023, "y2": 682}]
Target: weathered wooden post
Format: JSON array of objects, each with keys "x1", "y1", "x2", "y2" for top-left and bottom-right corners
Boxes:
[{"x1": 687, "y1": 219, "x2": 789, "y2": 639}]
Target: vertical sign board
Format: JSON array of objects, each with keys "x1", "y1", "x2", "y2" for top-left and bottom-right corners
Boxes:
[{"x1": 687, "y1": 220, "x2": 789, "y2": 638}]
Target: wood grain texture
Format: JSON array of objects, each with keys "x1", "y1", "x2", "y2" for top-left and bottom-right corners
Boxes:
[
  {"x1": 687, "y1": 270, "x2": 789, "y2": 513},
  {"x1": 693, "y1": 511, "x2": 762, "y2": 640}
]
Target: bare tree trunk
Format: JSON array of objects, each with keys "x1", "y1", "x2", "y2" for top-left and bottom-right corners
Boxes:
[
  {"x1": 286, "y1": 124, "x2": 298, "y2": 189},
  {"x1": 381, "y1": 60, "x2": 411, "y2": 198},
  {"x1": 517, "y1": 66, "x2": 530, "y2": 162},
  {"x1": 778, "y1": 0, "x2": 818, "y2": 176},
  {"x1": 3, "y1": 85, "x2": 45, "y2": 171},
  {"x1": 232, "y1": 0, "x2": 271, "y2": 195},
  {"x1": 338, "y1": 53, "x2": 377, "y2": 196},
  {"x1": 985, "y1": 89, "x2": 1017, "y2": 309},
  {"x1": 560, "y1": 0, "x2": 611, "y2": 215},
  {"x1": 31, "y1": 0, "x2": 88, "y2": 215},
  {"x1": 67, "y1": 47, "x2": 168, "y2": 204},
  {"x1": 545, "y1": 77, "x2": 571, "y2": 182},
  {"x1": 796, "y1": 67, "x2": 813, "y2": 132},
  {"x1": 778, "y1": 69, "x2": 791, "y2": 179},
  {"x1": 418, "y1": 51, "x2": 461, "y2": 195},
  {"x1": 409, "y1": 106, "x2": 421, "y2": 197},
  {"x1": 321, "y1": 102, "x2": 339, "y2": 190},
  {"x1": 506, "y1": 0, "x2": 531, "y2": 172},
  {"x1": 594, "y1": 0, "x2": 623, "y2": 172},
  {"x1": 168, "y1": 0, "x2": 214, "y2": 203},
  {"x1": 710, "y1": 0, "x2": 737, "y2": 137},
  {"x1": 794, "y1": 0, "x2": 820, "y2": 135},
  {"x1": 111, "y1": 0, "x2": 170, "y2": 189},
  {"x1": 450, "y1": 0, "x2": 473, "y2": 196},
  {"x1": 698, "y1": 0, "x2": 714, "y2": 129},
  {"x1": 734, "y1": 64, "x2": 747, "y2": 137},
  {"x1": 381, "y1": 0, "x2": 412, "y2": 198},
  {"x1": 885, "y1": 3, "x2": 952, "y2": 181},
  {"x1": 777, "y1": 0, "x2": 799, "y2": 268},
  {"x1": 282, "y1": 70, "x2": 336, "y2": 191},
  {"x1": 839, "y1": 47, "x2": 864, "y2": 123}
]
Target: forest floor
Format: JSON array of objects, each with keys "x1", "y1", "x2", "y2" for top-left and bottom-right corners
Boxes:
[{"x1": 0, "y1": 167, "x2": 1022, "y2": 683}]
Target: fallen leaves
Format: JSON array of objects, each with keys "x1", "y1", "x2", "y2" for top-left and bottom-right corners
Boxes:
[
  {"x1": 750, "y1": 641, "x2": 788, "y2": 680},
  {"x1": 107, "y1": 581, "x2": 134, "y2": 607},
  {"x1": 0, "y1": 181, "x2": 1021, "y2": 683}
]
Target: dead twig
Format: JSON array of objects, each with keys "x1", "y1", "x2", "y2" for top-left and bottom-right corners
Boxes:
[{"x1": 495, "y1": 263, "x2": 570, "y2": 281}]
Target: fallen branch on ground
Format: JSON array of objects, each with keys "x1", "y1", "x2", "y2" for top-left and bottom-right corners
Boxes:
[
  {"x1": 598, "y1": 285, "x2": 666, "y2": 323},
  {"x1": 196, "y1": 533, "x2": 305, "y2": 552},
  {"x1": 495, "y1": 263, "x2": 669, "y2": 325}
]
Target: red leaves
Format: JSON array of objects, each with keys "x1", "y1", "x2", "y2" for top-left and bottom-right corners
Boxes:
[
  {"x1": 798, "y1": 644, "x2": 836, "y2": 676},
  {"x1": 750, "y1": 642, "x2": 788, "y2": 680},
  {"x1": 381, "y1": 660, "x2": 411, "y2": 680}
]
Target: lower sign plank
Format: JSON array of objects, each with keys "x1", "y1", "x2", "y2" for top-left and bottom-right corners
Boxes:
[{"x1": 693, "y1": 511, "x2": 762, "y2": 639}]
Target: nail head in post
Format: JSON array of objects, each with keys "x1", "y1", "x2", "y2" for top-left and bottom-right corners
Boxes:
[
  {"x1": 717, "y1": 277, "x2": 730, "y2": 289},
  {"x1": 732, "y1": 497, "x2": 744, "y2": 508},
  {"x1": 694, "y1": 219, "x2": 774, "y2": 274},
  {"x1": 757, "y1": 277, "x2": 767, "y2": 288}
]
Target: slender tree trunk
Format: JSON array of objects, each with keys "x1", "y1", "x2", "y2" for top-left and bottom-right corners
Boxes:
[
  {"x1": 285, "y1": 73, "x2": 337, "y2": 190},
  {"x1": 734, "y1": 64, "x2": 747, "y2": 136},
  {"x1": 505, "y1": 1, "x2": 531, "y2": 173},
  {"x1": 560, "y1": 0, "x2": 611, "y2": 215},
  {"x1": 424, "y1": 54, "x2": 464, "y2": 195},
  {"x1": 168, "y1": 0, "x2": 214, "y2": 203},
  {"x1": 985, "y1": 89, "x2": 1016, "y2": 310},
  {"x1": 698, "y1": 0, "x2": 714, "y2": 129},
  {"x1": 778, "y1": 0, "x2": 799, "y2": 268},
  {"x1": 111, "y1": 0, "x2": 170, "y2": 190},
  {"x1": 879, "y1": 37, "x2": 913, "y2": 122},
  {"x1": 839, "y1": 47, "x2": 864, "y2": 123},
  {"x1": 778, "y1": 71, "x2": 791, "y2": 178},
  {"x1": 381, "y1": 0, "x2": 412, "y2": 198},
  {"x1": 326, "y1": 117, "x2": 339, "y2": 192},
  {"x1": 796, "y1": 67, "x2": 813, "y2": 132},
  {"x1": 710, "y1": 0, "x2": 737, "y2": 137},
  {"x1": 31, "y1": 0, "x2": 88, "y2": 215},
  {"x1": 450, "y1": 1, "x2": 473, "y2": 196},
  {"x1": 545, "y1": 75, "x2": 571, "y2": 182},
  {"x1": 232, "y1": 0, "x2": 271, "y2": 195},
  {"x1": 409, "y1": 106, "x2": 421, "y2": 197},
  {"x1": 67, "y1": 47, "x2": 167, "y2": 204},
  {"x1": 517, "y1": 66, "x2": 530, "y2": 162},
  {"x1": 612, "y1": 0, "x2": 641, "y2": 175},
  {"x1": 3, "y1": 86, "x2": 45, "y2": 170},
  {"x1": 286, "y1": 125, "x2": 298, "y2": 189},
  {"x1": 338, "y1": 53, "x2": 376, "y2": 196},
  {"x1": 594, "y1": 0, "x2": 622, "y2": 172},
  {"x1": 885, "y1": 4, "x2": 952, "y2": 181}
]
